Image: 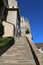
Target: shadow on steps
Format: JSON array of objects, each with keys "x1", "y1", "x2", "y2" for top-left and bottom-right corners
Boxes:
[{"x1": 0, "y1": 40, "x2": 15, "y2": 56}]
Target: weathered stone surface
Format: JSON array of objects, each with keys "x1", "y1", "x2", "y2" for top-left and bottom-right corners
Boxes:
[
  {"x1": 3, "y1": 10, "x2": 17, "y2": 37},
  {"x1": 8, "y1": 0, "x2": 18, "y2": 8},
  {"x1": 26, "y1": 34, "x2": 43, "y2": 65},
  {"x1": 0, "y1": 37, "x2": 36, "y2": 65},
  {"x1": 21, "y1": 17, "x2": 31, "y2": 36}
]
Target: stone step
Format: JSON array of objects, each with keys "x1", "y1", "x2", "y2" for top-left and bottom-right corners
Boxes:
[
  {"x1": 0, "y1": 37, "x2": 36, "y2": 65},
  {"x1": 0, "y1": 60, "x2": 36, "y2": 65},
  {"x1": 0, "y1": 63, "x2": 36, "y2": 65}
]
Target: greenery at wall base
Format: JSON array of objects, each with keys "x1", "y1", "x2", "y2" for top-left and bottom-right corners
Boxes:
[
  {"x1": 25, "y1": 29, "x2": 30, "y2": 34},
  {"x1": 0, "y1": 37, "x2": 14, "y2": 55}
]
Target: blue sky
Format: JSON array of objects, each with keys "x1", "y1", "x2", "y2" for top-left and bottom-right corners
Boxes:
[{"x1": 18, "y1": 0, "x2": 43, "y2": 43}]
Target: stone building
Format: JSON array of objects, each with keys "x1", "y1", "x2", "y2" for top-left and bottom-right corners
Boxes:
[
  {"x1": 0, "y1": 0, "x2": 21, "y2": 38},
  {"x1": 0, "y1": 0, "x2": 31, "y2": 39},
  {"x1": 21, "y1": 16, "x2": 31, "y2": 36}
]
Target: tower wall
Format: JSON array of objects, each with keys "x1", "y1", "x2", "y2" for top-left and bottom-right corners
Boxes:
[
  {"x1": 21, "y1": 17, "x2": 26, "y2": 36},
  {"x1": 8, "y1": 0, "x2": 18, "y2": 8},
  {"x1": 3, "y1": 0, "x2": 18, "y2": 8},
  {"x1": 7, "y1": 11, "x2": 17, "y2": 27},
  {"x1": 3, "y1": 21, "x2": 14, "y2": 37},
  {"x1": 21, "y1": 17, "x2": 31, "y2": 36},
  {"x1": 3, "y1": 0, "x2": 18, "y2": 38}
]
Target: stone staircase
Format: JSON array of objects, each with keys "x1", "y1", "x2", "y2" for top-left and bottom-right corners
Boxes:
[{"x1": 0, "y1": 37, "x2": 36, "y2": 65}]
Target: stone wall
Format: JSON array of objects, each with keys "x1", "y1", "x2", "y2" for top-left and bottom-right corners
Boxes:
[
  {"x1": 3, "y1": 10, "x2": 17, "y2": 37},
  {"x1": 21, "y1": 17, "x2": 31, "y2": 36},
  {"x1": 3, "y1": 0, "x2": 18, "y2": 38},
  {"x1": 8, "y1": 0, "x2": 17, "y2": 8},
  {"x1": 3, "y1": 21, "x2": 14, "y2": 37},
  {"x1": 26, "y1": 34, "x2": 42, "y2": 65}
]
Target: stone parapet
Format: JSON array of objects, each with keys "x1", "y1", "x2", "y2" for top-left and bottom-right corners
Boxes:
[
  {"x1": 8, "y1": 0, "x2": 18, "y2": 8},
  {"x1": 3, "y1": 0, "x2": 18, "y2": 8},
  {"x1": 26, "y1": 34, "x2": 42, "y2": 65}
]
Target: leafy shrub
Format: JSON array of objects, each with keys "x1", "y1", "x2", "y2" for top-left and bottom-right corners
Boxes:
[
  {"x1": 0, "y1": 37, "x2": 14, "y2": 43},
  {"x1": 25, "y1": 29, "x2": 30, "y2": 34},
  {"x1": 0, "y1": 37, "x2": 14, "y2": 51},
  {"x1": 0, "y1": 24, "x2": 4, "y2": 37}
]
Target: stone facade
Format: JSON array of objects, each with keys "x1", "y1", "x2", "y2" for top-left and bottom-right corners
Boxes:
[
  {"x1": 8, "y1": 0, "x2": 17, "y2": 8},
  {"x1": 21, "y1": 16, "x2": 31, "y2": 36},
  {"x1": 3, "y1": 0, "x2": 17, "y2": 8},
  {"x1": 0, "y1": 0, "x2": 31, "y2": 38},
  {"x1": 3, "y1": 21, "x2": 14, "y2": 37},
  {"x1": 2, "y1": 0, "x2": 21, "y2": 38}
]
